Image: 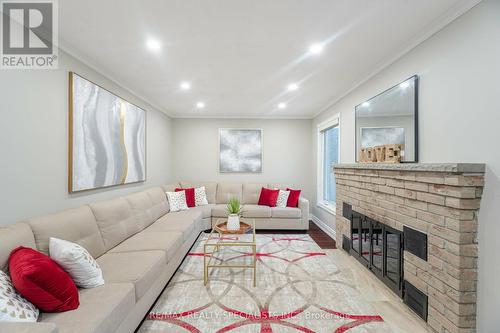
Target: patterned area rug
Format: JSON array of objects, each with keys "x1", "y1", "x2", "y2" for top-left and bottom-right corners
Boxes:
[{"x1": 138, "y1": 234, "x2": 392, "y2": 333}]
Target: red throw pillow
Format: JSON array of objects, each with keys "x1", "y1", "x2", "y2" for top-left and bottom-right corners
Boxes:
[
  {"x1": 9, "y1": 247, "x2": 79, "y2": 312},
  {"x1": 258, "y1": 187, "x2": 280, "y2": 207},
  {"x1": 175, "y1": 188, "x2": 195, "y2": 207},
  {"x1": 286, "y1": 188, "x2": 302, "y2": 207}
]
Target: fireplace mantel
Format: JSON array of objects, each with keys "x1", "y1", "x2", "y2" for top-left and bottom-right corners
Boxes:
[
  {"x1": 334, "y1": 163, "x2": 485, "y2": 173},
  {"x1": 333, "y1": 162, "x2": 486, "y2": 333}
]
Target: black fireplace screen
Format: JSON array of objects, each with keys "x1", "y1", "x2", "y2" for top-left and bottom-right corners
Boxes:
[{"x1": 350, "y1": 210, "x2": 404, "y2": 297}]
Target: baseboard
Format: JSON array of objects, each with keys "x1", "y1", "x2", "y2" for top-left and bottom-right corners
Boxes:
[{"x1": 310, "y1": 214, "x2": 336, "y2": 240}]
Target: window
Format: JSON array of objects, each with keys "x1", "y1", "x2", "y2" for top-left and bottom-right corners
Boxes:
[{"x1": 317, "y1": 117, "x2": 340, "y2": 213}]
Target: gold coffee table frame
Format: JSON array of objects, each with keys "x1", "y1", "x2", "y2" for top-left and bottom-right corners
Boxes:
[{"x1": 203, "y1": 218, "x2": 257, "y2": 287}]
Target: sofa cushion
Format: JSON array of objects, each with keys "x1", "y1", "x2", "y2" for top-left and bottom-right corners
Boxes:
[
  {"x1": 26, "y1": 206, "x2": 106, "y2": 258},
  {"x1": 145, "y1": 216, "x2": 196, "y2": 242},
  {"x1": 9, "y1": 247, "x2": 79, "y2": 312},
  {"x1": 160, "y1": 209, "x2": 203, "y2": 233},
  {"x1": 0, "y1": 270, "x2": 39, "y2": 322},
  {"x1": 40, "y1": 283, "x2": 134, "y2": 333},
  {"x1": 144, "y1": 187, "x2": 169, "y2": 218},
  {"x1": 162, "y1": 183, "x2": 180, "y2": 193},
  {"x1": 0, "y1": 323, "x2": 58, "y2": 333},
  {"x1": 49, "y1": 238, "x2": 104, "y2": 289},
  {"x1": 211, "y1": 204, "x2": 229, "y2": 218},
  {"x1": 89, "y1": 198, "x2": 140, "y2": 251},
  {"x1": 166, "y1": 190, "x2": 189, "y2": 212},
  {"x1": 124, "y1": 191, "x2": 155, "y2": 229},
  {"x1": 96, "y1": 251, "x2": 165, "y2": 300},
  {"x1": 216, "y1": 183, "x2": 242, "y2": 204},
  {"x1": 188, "y1": 204, "x2": 215, "y2": 219},
  {"x1": 276, "y1": 190, "x2": 290, "y2": 208},
  {"x1": 0, "y1": 223, "x2": 36, "y2": 272},
  {"x1": 258, "y1": 188, "x2": 279, "y2": 207},
  {"x1": 271, "y1": 207, "x2": 302, "y2": 218},
  {"x1": 286, "y1": 188, "x2": 302, "y2": 208},
  {"x1": 108, "y1": 231, "x2": 183, "y2": 262},
  {"x1": 242, "y1": 205, "x2": 272, "y2": 218},
  {"x1": 175, "y1": 187, "x2": 196, "y2": 207},
  {"x1": 268, "y1": 183, "x2": 295, "y2": 190},
  {"x1": 242, "y1": 183, "x2": 267, "y2": 204},
  {"x1": 180, "y1": 182, "x2": 217, "y2": 204}
]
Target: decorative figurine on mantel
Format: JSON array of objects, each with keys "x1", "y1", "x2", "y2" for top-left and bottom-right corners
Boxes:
[{"x1": 360, "y1": 144, "x2": 403, "y2": 163}]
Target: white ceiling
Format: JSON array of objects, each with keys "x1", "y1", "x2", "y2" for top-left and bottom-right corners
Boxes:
[{"x1": 59, "y1": 0, "x2": 480, "y2": 119}]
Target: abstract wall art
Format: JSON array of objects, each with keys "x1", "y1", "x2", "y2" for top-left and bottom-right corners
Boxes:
[
  {"x1": 219, "y1": 129, "x2": 262, "y2": 173},
  {"x1": 69, "y1": 72, "x2": 146, "y2": 193}
]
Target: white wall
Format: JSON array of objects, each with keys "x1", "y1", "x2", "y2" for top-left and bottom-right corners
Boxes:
[
  {"x1": 311, "y1": 1, "x2": 500, "y2": 330},
  {"x1": 0, "y1": 50, "x2": 173, "y2": 226},
  {"x1": 171, "y1": 118, "x2": 313, "y2": 200}
]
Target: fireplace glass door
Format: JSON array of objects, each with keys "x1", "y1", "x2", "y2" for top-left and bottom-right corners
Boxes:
[
  {"x1": 371, "y1": 220, "x2": 383, "y2": 274},
  {"x1": 350, "y1": 212, "x2": 403, "y2": 297},
  {"x1": 351, "y1": 212, "x2": 362, "y2": 256},
  {"x1": 383, "y1": 226, "x2": 403, "y2": 295},
  {"x1": 361, "y1": 217, "x2": 371, "y2": 264}
]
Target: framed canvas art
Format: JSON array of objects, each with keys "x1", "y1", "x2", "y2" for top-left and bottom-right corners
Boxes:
[
  {"x1": 69, "y1": 72, "x2": 146, "y2": 193},
  {"x1": 219, "y1": 128, "x2": 262, "y2": 173}
]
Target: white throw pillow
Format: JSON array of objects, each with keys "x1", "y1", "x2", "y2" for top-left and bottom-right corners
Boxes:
[
  {"x1": 49, "y1": 237, "x2": 104, "y2": 288},
  {"x1": 166, "y1": 191, "x2": 189, "y2": 212},
  {"x1": 0, "y1": 271, "x2": 39, "y2": 322},
  {"x1": 194, "y1": 186, "x2": 208, "y2": 206},
  {"x1": 276, "y1": 190, "x2": 290, "y2": 208}
]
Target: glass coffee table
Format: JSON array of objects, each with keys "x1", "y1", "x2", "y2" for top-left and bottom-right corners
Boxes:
[{"x1": 204, "y1": 218, "x2": 256, "y2": 287}]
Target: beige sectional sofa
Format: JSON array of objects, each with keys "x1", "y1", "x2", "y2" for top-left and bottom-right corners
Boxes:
[{"x1": 0, "y1": 182, "x2": 309, "y2": 333}]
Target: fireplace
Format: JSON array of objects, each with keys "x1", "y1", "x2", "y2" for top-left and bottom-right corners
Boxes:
[
  {"x1": 334, "y1": 163, "x2": 485, "y2": 332},
  {"x1": 349, "y1": 207, "x2": 404, "y2": 297}
]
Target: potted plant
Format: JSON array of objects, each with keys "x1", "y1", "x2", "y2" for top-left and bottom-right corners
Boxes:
[{"x1": 226, "y1": 198, "x2": 242, "y2": 231}]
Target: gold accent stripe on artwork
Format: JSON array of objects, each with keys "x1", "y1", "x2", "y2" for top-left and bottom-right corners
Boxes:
[{"x1": 119, "y1": 102, "x2": 128, "y2": 184}]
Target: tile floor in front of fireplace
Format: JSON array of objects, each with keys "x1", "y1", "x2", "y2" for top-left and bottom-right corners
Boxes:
[{"x1": 138, "y1": 227, "x2": 428, "y2": 333}]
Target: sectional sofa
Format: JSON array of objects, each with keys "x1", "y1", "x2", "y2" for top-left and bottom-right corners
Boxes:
[{"x1": 0, "y1": 182, "x2": 309, "y2": 333}]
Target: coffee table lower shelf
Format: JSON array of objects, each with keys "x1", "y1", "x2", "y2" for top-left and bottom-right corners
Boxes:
[{"x1": 203, "y1": 219, "x2": 256, "y2": 287}]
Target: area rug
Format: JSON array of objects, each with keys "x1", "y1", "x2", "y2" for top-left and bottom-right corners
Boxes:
[{"x1": 138, "y1": 234, "x2": 392, "y2": 333}]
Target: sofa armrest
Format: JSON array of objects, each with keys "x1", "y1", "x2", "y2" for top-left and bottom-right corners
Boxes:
[
  {"x1": 298, "y1": 197, "x2": 310, "y2": 229},
  {"x1": 0, "y1": 322, "x2": 58, "y2": 333}
]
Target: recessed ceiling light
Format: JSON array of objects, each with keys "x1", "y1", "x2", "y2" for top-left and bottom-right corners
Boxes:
[
  {"x1": 196, "y1": 102, "x2": 205, "y2": 109},
  {"x1": 362, "y1": 102, "x2": 370, "y2": 107},
  {"x1": 146, "y1": 38, "x2": 161, "y2": 51},
  {"x1": 400, "y1": 81, "x2": 410, "y2": 89},
  {"x1": 309, "y1": 43, "x2": 323, "y2": 55},
  {"x1": 278, "y1": 103, "x2": 287, "y2": 109},
  {"x1": 180, "y1": 82, "x2": 191, "y2": 90},
  {"x1": 287, "y1": 83, "x2": 299, "y2": 91}
]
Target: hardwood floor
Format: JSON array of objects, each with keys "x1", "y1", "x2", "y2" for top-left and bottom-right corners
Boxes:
[{"x1": 307, "y1": 221, "x2": 336, "y2": 249}]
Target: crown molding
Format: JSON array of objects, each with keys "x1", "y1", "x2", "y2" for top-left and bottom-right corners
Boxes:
[
  {"x1": 170, "y1": 114, "x2": 313, "y2": 120},
  {"x1": 312, "y1": 0, "x2": 482, "y2": 119},
  {"x1": 57, "y1": 39, "x2": 175, "y2": 118}
]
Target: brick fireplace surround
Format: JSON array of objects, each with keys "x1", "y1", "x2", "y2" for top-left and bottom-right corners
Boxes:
[{"x1": 334, "y1": 163, "x2": 485, "y2": 333}]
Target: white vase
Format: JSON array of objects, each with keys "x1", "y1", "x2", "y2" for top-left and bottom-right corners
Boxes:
[{"x1": 227, "y1": 214, "x2": 240, "y2": 231}]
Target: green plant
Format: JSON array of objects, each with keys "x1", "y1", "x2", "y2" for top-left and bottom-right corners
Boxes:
[{"x1": 226, "y1": 198, "x2": 242, "y2": 216}]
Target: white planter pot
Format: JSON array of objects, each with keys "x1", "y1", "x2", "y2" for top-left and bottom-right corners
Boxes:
[{"x1": 227, "y1": 214, "x2": 240, "y2": 231}]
